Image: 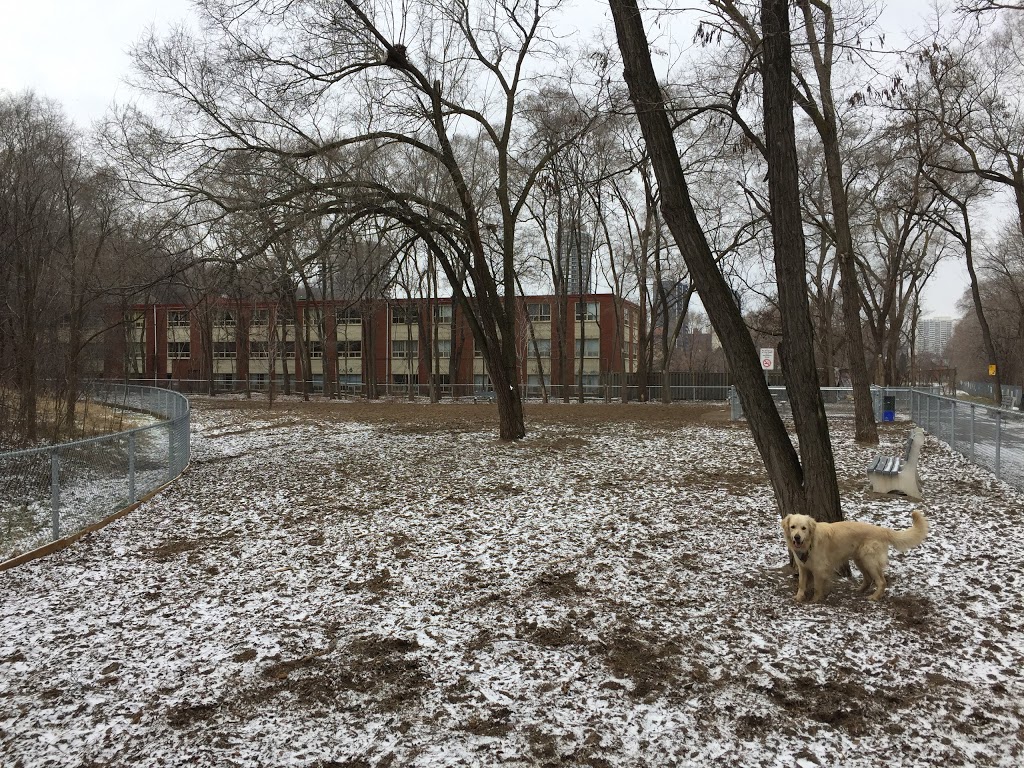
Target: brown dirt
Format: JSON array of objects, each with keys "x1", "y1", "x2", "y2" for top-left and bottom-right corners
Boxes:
[{"x1": 195, "y1": 395, "x2": 730, "y2": 432}]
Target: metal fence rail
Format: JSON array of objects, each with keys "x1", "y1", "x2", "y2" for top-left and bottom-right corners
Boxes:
[
  {"x1": 121, "y1": 378, "x2": 734, "y2": 403},
  {"x1": 729, "y1": 384, "x2": 1024, "y2": 493},
  {"x1": 0, "y1": 384, "x2": 190, "y2": 563},
  {"x1": 729, "y1": 386, "x2": 888, "y2": 421},
  {"x1": 910, "y1": 389, "x2": 1024, "y2": 492}
]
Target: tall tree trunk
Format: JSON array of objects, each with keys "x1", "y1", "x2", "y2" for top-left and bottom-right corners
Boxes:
[
  {"x1": 963, "y1": 210, "x2": 1002, "y2": 406},
  {"x1": 796, "y1": 0, "x2": 878, "y2": 445},
  {"x1": 761, "y1": 0, "x2": 843, "y2": 523},
  {"x1": 609, "y1": 0, "x2": 814, "y2": 519}
]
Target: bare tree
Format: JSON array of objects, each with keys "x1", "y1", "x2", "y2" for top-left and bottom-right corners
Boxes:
[
  {"x1": 608, "y1": 0, "x2": 843, "y2": 522},
  {"x1": 898, "y1": 20, "x2": 1024, "y2": 403},
  {"x1": 118, "y1": 0, "x2": 609, "y2": 440},
  {"x1": 1, "y1": 92, "x2": 149, "y2": 443}
]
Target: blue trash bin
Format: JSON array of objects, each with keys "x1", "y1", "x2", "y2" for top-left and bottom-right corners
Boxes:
[{"x1": 883, "y1": 395, "x2": 895, "y2": 422}]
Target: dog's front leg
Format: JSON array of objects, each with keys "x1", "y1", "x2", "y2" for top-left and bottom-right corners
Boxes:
[
  {"x1": 810, "y1": 572, "x2": 832, "y2": 603},
  {"x1": 795, "y1": 563, "x2": 809, "y2": 602}
]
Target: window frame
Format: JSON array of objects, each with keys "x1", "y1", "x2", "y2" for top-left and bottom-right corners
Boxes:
[{"x1": 167, "y1": 310, "x2": 190, "y2": 328}]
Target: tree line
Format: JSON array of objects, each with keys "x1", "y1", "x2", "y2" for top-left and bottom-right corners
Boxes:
[{"x1": 3, "y1": 0, "x2": 1024, "y2": 520}]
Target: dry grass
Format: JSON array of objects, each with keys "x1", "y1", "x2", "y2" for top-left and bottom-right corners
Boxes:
[
  {"x1": 197, "y1": 394, "x2": 732, "y2": 432},
  {"x1": 0, "y1": 388, "x2": 151, "y2": 447}
]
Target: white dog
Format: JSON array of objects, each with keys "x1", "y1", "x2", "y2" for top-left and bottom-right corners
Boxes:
[{"x1": 781, "y1": 510, "x2": 928, "y2": 603}]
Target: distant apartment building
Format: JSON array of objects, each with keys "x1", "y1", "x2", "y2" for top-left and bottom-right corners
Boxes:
[
  {"x1": 917, "y1": 317, "x2": 954, "y2": 357},
  {"x1": 658, "y1": 278, "x2": 689, "y2": 350},
  {"x1": 561, "y1": 227, "x2": 594, "y2": 295},
  {"x1": 116, "y1": 294, "x2": 640, "y2": 395}
]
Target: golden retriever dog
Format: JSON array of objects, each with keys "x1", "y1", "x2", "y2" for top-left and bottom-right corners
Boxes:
[{"x1": 781, "y1": 510, "x2": 928, "y2": 603}]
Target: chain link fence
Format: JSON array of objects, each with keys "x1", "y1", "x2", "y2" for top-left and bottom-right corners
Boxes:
[
  {"x1": 124, "y1": 377, "x2": 736, "y2": 403},
  {"x1": 0, "y1": 384, "x2": 190, "y2": 563},
  {"x1": 729, "y1": 384, "x2": 1024, "y2": 493},
  {"x1": 729, "y1": 386, "x2": 873, "y2": 421},
  {"x1": 909, "y1": 388, "x2": 1024, "y2": 492}
]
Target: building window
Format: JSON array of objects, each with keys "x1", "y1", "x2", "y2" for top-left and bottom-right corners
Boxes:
[
  {"x1": 168, "y1": 310, "x2": 189, "y2": 328},
  {"x1": 213, "y1": 341, "x2": 236, "y2": 359},
  {"x1": 338, "y1": 374, "x2": 362, "y2": 387},
  {"x1": 575, "y1": 301, "x2": 599, "y2": 322},
  {"x1": 434, "y1": 304, "x2": 453, "y2": 323},
  {"x1": 214, "y1": 311, "x2": 236, "y2": 328},
  {"x1": 337, "y1": 340, "x2": 362, "y2": 358},
  {"x1": 336, "y1": 307, "x2": 361, "y2": 325},
  {"x1": 575, "y1": 338, "x2": 600, "y2": 358},
  {"x1": 168, "y1": 342, "x2": 190, "y2": 359},
  {"x1": 527, "y1": 302, "x2": 551, "y2": 322},
  {"x1": 249, "y1": 373, "x2": 268, "y2": 389},
  {"x1": 435, "y1": 339, "x2": 451, "y2": 358},
  {"x1": 528, "y1": 338, "x2": 551, "y2": 357},
  {"x1": 250, "y1": 341, "x2": 269, "y2": 359},
  {"x1": 392, "y1": 305, "x2": 418, "y2": 325},
  {"x1": 251, "y1": 309, "x2": 269, "y2": 326},
  {"x1": 392, "y1": 339, "x2": 419, "y2": 358},
  {"x1": 128, "y1": 341, "x2": 145, "y2": 359},
  {"x1": 126, "y1": 311, "x2": 146, "y2": 328},
  {"x1": 285, "y1": 342, "x2": 296, "y2": 359},
  {"x1": 309, "y1": 340, "x2": 323, "y2": 359},
  {"x1": 392, "y1": 373, "x2": 419, "y2": 385}
]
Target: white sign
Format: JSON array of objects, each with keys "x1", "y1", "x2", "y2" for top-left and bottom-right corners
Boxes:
[{"x1": 760, "y1": 347, "x2": 775, "y2": 371}]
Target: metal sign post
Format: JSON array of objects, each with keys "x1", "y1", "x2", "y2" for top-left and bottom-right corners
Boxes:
[{"x1": 760, "y1": 348, "x2": 775, "y2": 387}]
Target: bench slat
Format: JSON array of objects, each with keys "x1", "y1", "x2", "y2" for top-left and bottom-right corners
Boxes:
[{"x1": 867, "y1": 454, "x2": 902, "y2": 476}]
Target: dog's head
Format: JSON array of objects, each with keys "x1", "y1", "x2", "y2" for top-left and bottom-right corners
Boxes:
[{"x1": 781, "y1": 514, "x2": 816, "y2": 552}]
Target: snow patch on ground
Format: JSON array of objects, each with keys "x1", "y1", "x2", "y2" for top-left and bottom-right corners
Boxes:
[{"x1": 1, "y1": 399, "x2": 1022, "y2": 767}]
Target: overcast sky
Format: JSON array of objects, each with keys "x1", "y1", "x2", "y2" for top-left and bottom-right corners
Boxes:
[{"x1": 0, "y1": 0, "x2": 971, "y2": 316}]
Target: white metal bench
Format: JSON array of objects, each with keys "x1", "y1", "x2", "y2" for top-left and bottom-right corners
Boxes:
[{"x1": 866, "y1": 427, "x2": 924, "y2": 499}]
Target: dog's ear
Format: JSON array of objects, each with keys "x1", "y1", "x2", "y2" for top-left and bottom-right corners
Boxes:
[{"x1": 781, "y1": 515, "x2": 790, "y2": 533}]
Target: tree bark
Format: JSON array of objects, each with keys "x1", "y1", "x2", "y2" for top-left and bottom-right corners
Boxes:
[
  {"x1": 608, "y1": 0, "x2": 815, "y2": 519},
  {"x1": 761, "y1": 0, "x2": 843, "y2": 522},
  {"x1": 795, "y1": 0, "x2": 878, "y2": 445}
]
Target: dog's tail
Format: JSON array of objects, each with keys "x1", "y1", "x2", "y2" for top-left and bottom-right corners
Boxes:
[{"x1": 890, "y1": 509, "x2": 928, "y2": 552}]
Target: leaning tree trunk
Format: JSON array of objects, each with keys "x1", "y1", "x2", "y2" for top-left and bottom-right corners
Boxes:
[{"x1": 609, "y1": 0, "x2": 813, "y2": 520}]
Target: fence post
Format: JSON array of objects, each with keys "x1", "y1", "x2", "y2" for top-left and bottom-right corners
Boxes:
[
  {"x1": 950, "y1": 398, "x2": 956, "y2": 450},
  {"x1": 168, "y1": 421, "x2": 176, "y2": 482},
  {"x1": 970, "y1": 403, "x2": 976, "y2": 462},
  {"x1": 50, "y1": 450, "x2": 60, "y2": 541},
  {"x1": 995, "y1": 410, "x2": 1002, "y2": 480},
  {"x1": 129, "y1": 432, "x2": 137, "y2": 504}
]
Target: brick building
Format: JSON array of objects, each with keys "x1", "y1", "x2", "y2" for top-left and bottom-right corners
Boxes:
[{"x1": 118, "y1": 294, "x2": 641, "y2": 396}]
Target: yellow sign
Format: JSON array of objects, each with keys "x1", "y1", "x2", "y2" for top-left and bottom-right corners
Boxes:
[{"x1": 989, "y1": 364, "x2": 997, "y2": 376}]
